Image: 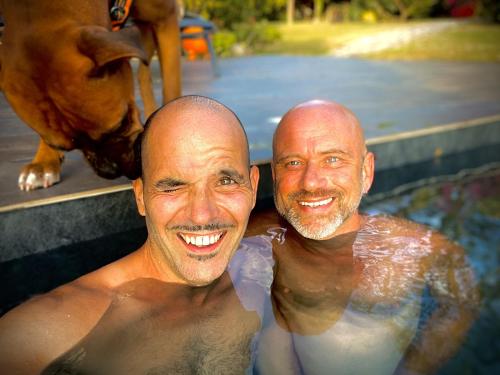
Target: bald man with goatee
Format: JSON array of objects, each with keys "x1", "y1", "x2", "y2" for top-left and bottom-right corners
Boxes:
[{"x1": 251, "y1": 100, "x2": 479, "y2": 375}]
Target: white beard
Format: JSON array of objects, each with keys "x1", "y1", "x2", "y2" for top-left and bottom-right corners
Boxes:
[
  {"x1": 286, "y1": 208, "x2": 345, "y2": 240},
  {"x1": 275, "y1": 170, "x2": 365, "y2": 240}
]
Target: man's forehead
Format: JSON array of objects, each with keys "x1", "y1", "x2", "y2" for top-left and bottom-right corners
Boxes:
[
  {"x1": 146, "y1": 107, "x2": 246, "y2": 157},
  {"x1": 275, "y1": 105, "x2": 364, "y2": 154},
  {"x1": 154, "y1": 106, "x2": 235, "y2": 135},
  {"x1": 278, "y1": 119, "x2": 358, "y2": 148}
]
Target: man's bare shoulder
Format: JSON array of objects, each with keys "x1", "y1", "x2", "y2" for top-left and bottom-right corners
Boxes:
[
  {"x1": 362, "y1": 213, "x2": 430, "y2": 235},
  {"x1": 356, "y1": 214, "x2": 469, "y2": 301},
  {"x1": 0, "y1": 250, "x2": 140, "y2": 375},
  {"x1": 361, "y1": 213, "x2": 461, "y2": 254}
]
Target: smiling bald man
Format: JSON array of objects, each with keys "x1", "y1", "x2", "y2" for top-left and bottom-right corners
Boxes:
[
  {"x1": 0, "y1": 95, "x2": 264, "y2": 375},
  {"x1": 251, "y1": 99, "x2": 480, "y2": 375}
]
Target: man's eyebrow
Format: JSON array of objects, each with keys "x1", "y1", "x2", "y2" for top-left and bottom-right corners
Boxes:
[
  {"x1": 318, "y1": 148, "x2": 350, "y2": 156},
  {"x1": 275, "y1": 149, "x2": 351, "y2": 164},
  {"x1": 154, "y1": 177, "x2": 187, "y2": 189},
  {"x1": 219, "y1": 169, "x2": 245, "y2": 182}
]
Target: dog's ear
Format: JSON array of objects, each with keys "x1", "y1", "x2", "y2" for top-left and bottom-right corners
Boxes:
[{"x1": 77, "y1": 25, "x2": 148, "y2": 68}]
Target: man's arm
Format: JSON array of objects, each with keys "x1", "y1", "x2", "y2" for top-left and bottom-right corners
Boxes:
[
  {"x1": 396, "y1": 232, "x2": 480, "y2": 375},
  {"x1": 0, "y1": 283, "x2": 110, "y2": 375}
]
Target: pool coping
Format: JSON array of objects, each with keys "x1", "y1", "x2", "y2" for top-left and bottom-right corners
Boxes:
[{"x1": 1, "y1": 113, "x2": 499, "y2": 214}]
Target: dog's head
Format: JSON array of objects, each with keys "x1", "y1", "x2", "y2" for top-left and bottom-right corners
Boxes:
[
  {"x1": 79, "y1": 100, "x2": 143, "y2": 180},
  {"x1": 1, "y1": 24, "x2": 148, "y2": 179},
  {"x1": 73, "y1": 26, "x2": 148, "y2": 179}
]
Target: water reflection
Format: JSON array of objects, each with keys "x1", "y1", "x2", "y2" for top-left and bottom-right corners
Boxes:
[{"x1": 248, "y1": 211, "x2": 479, "y2": 375}]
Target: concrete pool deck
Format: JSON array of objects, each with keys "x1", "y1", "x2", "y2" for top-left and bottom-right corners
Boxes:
[
  {"x1": 1, "y1": 56, "x2": 500, "y2": 254},
  {"x1": 1, "y1": 56, "x2": 500, "y2": 208}
]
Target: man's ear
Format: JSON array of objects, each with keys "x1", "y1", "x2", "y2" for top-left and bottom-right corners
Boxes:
[
  {"x1": 132, "y1": 178, "x2": 146, "y2": 216},
  {"x1": 250, "y1": 165, "x2": 260, "y2": 209},
  {"x1": 362, "y1": 152, "x2": 375, "y2": 194}
]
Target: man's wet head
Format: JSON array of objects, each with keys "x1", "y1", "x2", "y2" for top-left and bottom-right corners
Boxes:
[
  {"x1": 133, "y1": 96, "x2": 259, "y2": 286},
  {"x1": 272, "y1": 100, "x2": 374, "y2": 240}
]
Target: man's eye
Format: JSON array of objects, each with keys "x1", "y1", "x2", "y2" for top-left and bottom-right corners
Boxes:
[
  {"x1": 286, "y1": 160, "x2": 302, "y2": 167},
  {"x1": 326, "y1": 156, "x2": 338, "y2": 164},
  {"x1": 159, "y1": 187, "x2": 180, "y2": 193},
  {"x1": 220, "y1": 177, "x2": 236, "y2": 185}
]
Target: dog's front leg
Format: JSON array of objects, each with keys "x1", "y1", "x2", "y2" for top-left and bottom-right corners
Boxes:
[
  {"x1": 18, "y1": 138, "x2": 64, "y2": 191},
  {"x1": 153, "y1": 2, "x2": 182, "y2": 104},
  {"x1": 136, "y1": 23, "x2": 158, "y2": 118}
]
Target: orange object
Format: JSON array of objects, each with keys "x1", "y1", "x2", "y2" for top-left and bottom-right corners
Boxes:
[
  {"x1": 182, "y1": 26, "x2": 209, "y2": 60},
  {"x1": 111, "y1": 0, "x2": 133, "y2": 31}
]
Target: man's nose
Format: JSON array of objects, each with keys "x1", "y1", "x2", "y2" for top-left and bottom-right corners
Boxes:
[
  {"x1": 188, "y1": 187, "x2": 219, "y2": 224},
  {"x1": 301, "y1": 163, "x2": 327, "y2": 191}
]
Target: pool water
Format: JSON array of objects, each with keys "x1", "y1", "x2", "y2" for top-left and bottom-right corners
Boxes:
[
  {"x1": 362, "y1": 166, "x2": 500, "y2": 374},
  {"x1": 1, "y1": 166, "x2": 498, "y2": 374}
]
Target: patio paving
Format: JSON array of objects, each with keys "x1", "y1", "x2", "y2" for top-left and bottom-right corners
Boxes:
[{"x1": 1, "y1": 55, "x2": 500, "y2": 207}]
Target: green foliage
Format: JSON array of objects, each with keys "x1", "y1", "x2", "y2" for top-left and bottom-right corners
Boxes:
[
  {"x1": 213, "y1": 22, "x2": 281, "y2": 57},
  {"x1": 233, "y1": 22, "x2": 281, "y2": 48},
  {"x1": 324, "y1": 2, "x2": 355, "y2": 22},
  {"x1": 352, "y1": 0, "x2": 439, "y2": 20},
  {"x1": 477, "y1": 0, "x2": 500, "y2": 23},
  {"x1": 212, "y1": 31, "x2": 238, "y2": 57},
  {"x1": 184, "y1": 0, "x2": 287, "y2": 29},
  {"x1": 346, "y1": 1, "x2": 366, "y2": 21}
]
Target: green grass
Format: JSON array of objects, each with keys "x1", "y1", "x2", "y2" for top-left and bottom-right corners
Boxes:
[
  {"x1": 366, "y1": 23, "x2": 500, "y2": 62},
  {"x1": 257, "y1": 21, "x2": 397, "y2": 55},
  {"x1": 255, "y1": 20, "x2": 500, "y2": 62}
]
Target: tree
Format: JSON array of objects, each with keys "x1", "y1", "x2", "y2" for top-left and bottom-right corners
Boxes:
[
  {"x1": 357, "y1": 0, "x2": 439, "y2": 20},
  {"x1": 287, "y1": 0, "x2": 295, "y2": 24},
  {"x1": 313, "y1": 0, "x2": 325, "y2": 22}
]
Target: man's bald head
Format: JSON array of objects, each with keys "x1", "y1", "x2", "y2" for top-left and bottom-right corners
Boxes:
[
  {"x1": 273, "y1": 100, "x2": 367, "y2": 162},
  {"x1": 136, "y1": 95, "x2": 250, "y2": 179}
]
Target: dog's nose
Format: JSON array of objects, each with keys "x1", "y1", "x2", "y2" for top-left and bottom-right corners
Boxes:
[{"x1": 83, "y1": 149, "x2": 121, "y2": 179}]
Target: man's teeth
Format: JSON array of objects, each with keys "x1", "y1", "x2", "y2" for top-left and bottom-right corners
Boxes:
[
  {"x1": 299, "y1": 197, "x2": 333, "y2": 207},
  {"x1": 180, "y1": 232, "x2": 223, "y2": 247}
]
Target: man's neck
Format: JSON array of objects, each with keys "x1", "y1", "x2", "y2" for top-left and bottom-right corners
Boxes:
[
  {"x1": 328, "y1": 211, "x2": 364, "y2": 238},
  {"x1": 138, "y1": 241, "x2": 230, "y2": 301}
]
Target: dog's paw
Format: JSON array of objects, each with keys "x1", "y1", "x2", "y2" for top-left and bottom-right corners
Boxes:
[{"x1": 18, "y1": 163, "x2": 60, "y2": 191}]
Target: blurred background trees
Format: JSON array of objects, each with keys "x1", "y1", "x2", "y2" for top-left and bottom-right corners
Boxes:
[
  {"x1": 181, "y1": 0, "x2": 499, "y2": 57},
  {"x1": 183, "y1": 0, "x2": 496, "y2": 26}
]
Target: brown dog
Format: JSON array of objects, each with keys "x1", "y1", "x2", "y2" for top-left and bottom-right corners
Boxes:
[{"x1": 0, "y1": 0, "x2": 181, "y2": 190}]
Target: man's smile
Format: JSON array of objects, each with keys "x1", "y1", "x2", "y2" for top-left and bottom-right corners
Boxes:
[
  {"x1": 298, "y1": 197, "x2": 333, "y2": 207},
  {"x1": 178, "y1": 231, "x2": 226, "y2": 253},
  {"x1": 298, "y1": 197, "x2": 334, "y2": 208}
]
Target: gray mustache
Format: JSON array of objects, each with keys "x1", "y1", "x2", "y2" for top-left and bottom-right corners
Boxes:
[
  {"x1": 289, "y1": 189, "x2": 343, "y2": 201},
  {"x1": 169, "y1": 223, "x2": 235, "y2": 232}
]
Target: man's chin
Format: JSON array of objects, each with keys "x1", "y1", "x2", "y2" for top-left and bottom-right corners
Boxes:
[{"x1": 290, "y1": 215, "x2": 344, "y2": 240}]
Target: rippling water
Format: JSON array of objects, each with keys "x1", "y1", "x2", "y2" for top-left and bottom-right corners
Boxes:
[
  {"x1": 363, "y1": 167, "x2": 500, "y2": 374},
  {"x1": 2, "y1": 167, "x2": 498, "y2": 374},
  {"x1": 234, "y1": 166, "x2": 498, "y2": 375}
]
